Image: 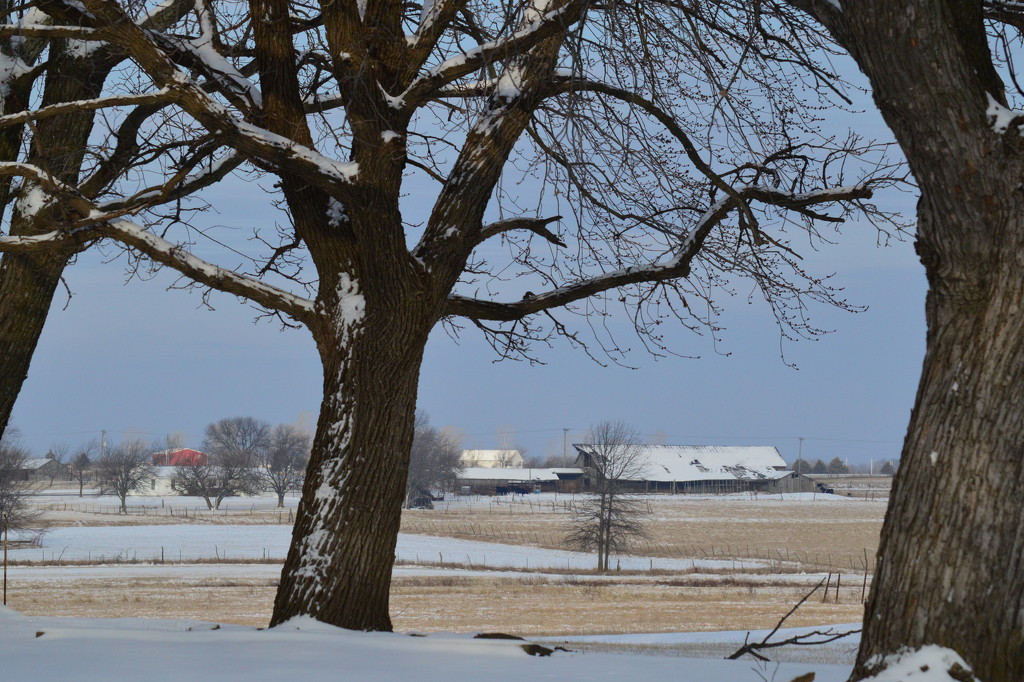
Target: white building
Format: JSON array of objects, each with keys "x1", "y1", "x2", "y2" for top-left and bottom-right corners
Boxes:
[
  {"x1": 573, "y1": 444, "x2": 816, "y2": 494},
  {"x1": 459, "y1": 449, "x2": 525, "y2": 468}
]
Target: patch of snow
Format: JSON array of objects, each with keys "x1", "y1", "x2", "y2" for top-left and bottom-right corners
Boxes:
[
  {"x1": 0, "y1": 52, "x2": 30, "y2": 111},
  {"x1": 334, "y1": 272, "x2": 365, "y2": 327},
  {"x1": 381, "y1": 130, "x2": 401, "y2": 143},
  {"x1": 929, "y1": 451, "x2": 938, "y2": 465},
  {"x1": 552, "y1": 623, "x2": 861, "y2": 646},
  {"x1": 133, "y1": 0, "x2": 180, "y2": 25},
  {"x1": 65, "y1": 39, "x2": 104, "y2": 59},
  {"x1": 494, "y1": 65, "x2": 524, "y2": 101},
  {"x1": 327, "y1": 198, "x2": 347, "y2": 228},
  {"x1": 14, "y1": 183, "x2": 53, "y2": 218},
  {"x1": 987, "y1": 93, "x2": 1023, "y2": 135},
  {"x1": 378, "y1": 82, "x2": 405, "y2": 109},
  {"x1": 233, "y1": 121, "x2": 359, "y2": 182},
  {"x1": 863, "y1": 645, "x2": 973, "y2": 681}
]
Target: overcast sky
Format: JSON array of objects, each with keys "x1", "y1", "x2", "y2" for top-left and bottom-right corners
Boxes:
[{"x1": 8, "y1": 72, "x2": 925, "y2": 468}]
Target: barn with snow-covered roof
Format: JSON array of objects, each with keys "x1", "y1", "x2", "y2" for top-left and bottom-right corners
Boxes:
[{"x1": 572, "y1": 444, "x2": 817, "y2": 494}]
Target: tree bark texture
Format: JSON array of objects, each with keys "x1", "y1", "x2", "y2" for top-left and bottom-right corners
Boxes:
[
  {"x1": 0, "y1": 54, "x2": 111, "y2": 437},
  {"x1": 270, "y1": 272, "x2": 434, "y2": 630},
  {"x1": 821, "y1": 2, "x2": 1024, "y2": 678}
]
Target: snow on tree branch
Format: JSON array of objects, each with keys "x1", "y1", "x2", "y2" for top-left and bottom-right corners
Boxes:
[
  {"x1": 398, "y1": 0, "x2": 586, "y2": 109},
  {"x1": 77, "y1": 0, "x2": 359, "y2": 200},
  {"x1": 0, "y1": 161, "x2": 314, "y2": 321},
  {"x1": 0, "y1": 88, "x2": 176, "y2": 129}
]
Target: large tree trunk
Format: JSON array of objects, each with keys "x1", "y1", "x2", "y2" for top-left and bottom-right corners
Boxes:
[
  {"x1": 0, "y1": 249, "x2": 72, "y2": 435},
  {"x1": 270, "y1": 279, "x2": 432, "y2": 630},
  {"x1": 811, "y1": 4, "x2": 1024, "y2": 678},
  {"x1": 852, "y1": 192, "x2": 1024, "y2": 681},
  {"x1": 0, "y1": 56, "x2": 109, "y2": 438}
]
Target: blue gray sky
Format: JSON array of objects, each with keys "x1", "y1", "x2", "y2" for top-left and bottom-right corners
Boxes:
[
  {"x1": 9, "y1": 82, "x2": 925, "y2": 467},
  {"x1": 10, "y1": 207, "x2": 924, "y2": 466}
]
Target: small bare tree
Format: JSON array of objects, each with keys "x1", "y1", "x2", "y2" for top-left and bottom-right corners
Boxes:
[
  {"x1": 170, "y1": 458, "x2": 221, "y2": 509},
  {"x1": 406, "y1": 413, "x2": 463, "y2": 509},
  {"x1": 95, "y1": 440, "x2": 154, "y2": 514},
  {"x1": 0, "y1": 429, "x2": 41, "y2": 533},
  {"x1": 174, "y1": 417, "x2": 268, "y2": 509},
  {"x1": 566, "y1": 421, "x2": 649, "y2": 571},
  {"x1": 43, "y1": 444, "x2": 70, "y2": 486},
  {"x1": 70, "y1": 447, "x2": 94, "y2": 497},
  {"x1": 260, "y1": 424, "x2": 311, "y2": 508}
]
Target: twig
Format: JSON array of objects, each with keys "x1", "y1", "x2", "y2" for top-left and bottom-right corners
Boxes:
[{"x1": 726, "y1": 578, "x2": 859, "y2": 661}]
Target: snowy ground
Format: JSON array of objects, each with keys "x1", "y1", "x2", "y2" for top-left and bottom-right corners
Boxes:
[
  {"x1": 0, "y1": 605, "x2": 855, "y2": 682},
  {"x1": 0, "y1": 605, "x2": 971, "y2": 682}
]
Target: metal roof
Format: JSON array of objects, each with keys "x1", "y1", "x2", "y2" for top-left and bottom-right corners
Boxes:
[
  {"x1": 574, "y1": 444, "x2": 790, "y2": 482},
  {"x1": 458, "y1": 467, "x2": 560, "y2": 482}
]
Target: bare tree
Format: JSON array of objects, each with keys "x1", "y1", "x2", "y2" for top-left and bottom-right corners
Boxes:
[
  {"x1": 43, "y1": 444, "x2": 69, "y2": 486},
  {"x1": 170, "y1": 458, "x2": 221, "y2": 509},
  {"x1": 0, "y1": 0, "x2": 900, "y2": 630},
  {"x1": 70, "y1": 446, "x2": 95, "y2": 497},
  {"x1": 173, "y1": 417, "x2": 267, "y2": 509},
  {"x1": 406, "y1": 412, "x2": 463, "y2": 509},
  {"x1": 260, "y1": 423, "x2": 311, "y2": 508},
  {"x1": 0, "y1": 0, "x2": 221, "y2": 443},
  {"x1": 95, "y1": 439, "x2": 153, "y2": 514},
  {"x1": 566, "y1": 421, "x2": 649, "y2": 571},
  {"x1": 0, "y1": 429, "x2": 41, "y2": 533}
]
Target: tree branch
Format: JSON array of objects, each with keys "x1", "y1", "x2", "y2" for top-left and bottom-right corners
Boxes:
[
  {"x1": 77, "y1": 0, "x2": 359, "y2": 203},
  {"x1": 445, "y1": 183, "x2": 873, "y2": 321},
  {"x1": 0, "y1": 162, "x2": 315, "y2": 323},
  {"x1": 0, "y1": 89, "x2": 176, "y2": 129},
  {"x1": 726, "y1": 577, "x2": 859, "y2": 661},
  {"x1": 477, "y1": 215, "x2": 565, "y2": 247},
  {"x1": 399, "y1": 0, "x2": 586, "y2": 109}
]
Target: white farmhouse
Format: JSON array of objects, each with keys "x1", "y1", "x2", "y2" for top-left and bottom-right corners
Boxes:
[{"x1": 459, "y1": 449, "x2": 524, "y2": 468}]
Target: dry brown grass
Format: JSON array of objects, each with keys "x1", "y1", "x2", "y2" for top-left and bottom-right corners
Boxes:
[
  {"x1": 6, "y1": 572, "x2": 864, "y2": 636},
  {"x1": 14, "y1": 493, "x2": 884, "y2": 638},
  {"x1": 400, "y1": 496, "x2": 886, "y2": 572}
]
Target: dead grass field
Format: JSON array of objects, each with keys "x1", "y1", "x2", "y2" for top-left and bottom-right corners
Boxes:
[
  {"x1": 13, "y1": 492, "x2": 885, "y2": 638},
  {"x1": 399, "y1": 495, "x2": 887, "y2": 573},
  {"x1": 5, "y1": 573, "x2": 865, "y2": 637}
]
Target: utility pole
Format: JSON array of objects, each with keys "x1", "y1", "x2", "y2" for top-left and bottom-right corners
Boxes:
[
  {"x1": 100, "y1": 430, "x2": 106, "y2": 459},
  {"x1": 797, "y1": 437, "x2": 805, "y2": 472},
  {"x1": 562, "y1": 428, "x2": 570, "y2": 467}
]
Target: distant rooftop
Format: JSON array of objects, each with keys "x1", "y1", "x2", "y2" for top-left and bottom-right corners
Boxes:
[{"x1": 573, "y1": 444, "x2": 790, "y2": 483}]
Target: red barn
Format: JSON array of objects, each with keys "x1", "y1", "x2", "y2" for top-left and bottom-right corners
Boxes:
[{"x1": 152, "y1": 448, "x2": 208, "y2": 466}]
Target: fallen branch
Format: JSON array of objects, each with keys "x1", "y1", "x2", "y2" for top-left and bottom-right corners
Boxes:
[{"x1": 726, "y1": 577, "x2": 859, "y2": 661}]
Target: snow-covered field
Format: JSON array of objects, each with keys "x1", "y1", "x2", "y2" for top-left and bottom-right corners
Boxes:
[
  {"x1": 0, "y1": 605, "x2": 856, "y2": 682},
  {"x1": 10, "y1": 523, "x2": 767, "y2": 571},
  {"x1": 0, "y1": 605, "x2": 971, "y2": 682},
  {"x1": 2, "y1": 490, "x2": 892, "y2": 677}
]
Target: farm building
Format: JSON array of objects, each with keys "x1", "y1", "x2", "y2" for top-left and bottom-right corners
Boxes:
[
  {"x1": 459, "y1": 449, "x2": 525, "y2": 469},
  {"x1": 18, "y1": 457, "x2": 65, "y2": 481},
  {"x1": 572, "y1": 444, "x2": 818, "y2": 494},
  {"x1": 150, "y1": 466, "x2": 178, "y2": 495},
  {"x1": 152, "y1": 448, "x2": 208, "y2": 466},
  {"x1": 457, "y1": 467, "x2": 584, "y2": 495}
]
